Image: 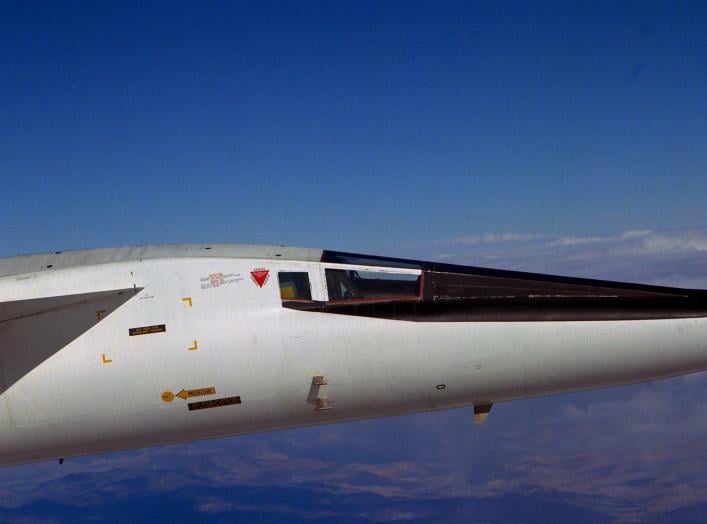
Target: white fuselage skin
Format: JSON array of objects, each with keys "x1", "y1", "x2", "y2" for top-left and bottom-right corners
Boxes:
[{"x1": 1, "y1": 255, "x2": 706, "y2": 466}]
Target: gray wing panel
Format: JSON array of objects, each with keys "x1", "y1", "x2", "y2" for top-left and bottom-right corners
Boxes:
[{"x1": 0, "y1": 289, "x2": 137, "y2": 393}]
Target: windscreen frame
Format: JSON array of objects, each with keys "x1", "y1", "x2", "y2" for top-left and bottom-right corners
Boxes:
[{"x1": 322, "y1": 263, "x2": 423, "y2": 304}]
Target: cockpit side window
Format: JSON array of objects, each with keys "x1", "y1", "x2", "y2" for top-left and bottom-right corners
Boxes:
[
  {"x1": 279, "y1": 272, "x2": 312, "y2": 301},
  {"x1": 325, "y1": 268, "x2": 420, "y2": 302}
]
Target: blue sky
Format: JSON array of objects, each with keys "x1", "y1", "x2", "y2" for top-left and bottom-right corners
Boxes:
[
  {"x1": 2, "y1": 1, "x2": 706, "y2": 256},
  {"x1": 1, "y1": 1, "x2": 707, "y2": 522}
]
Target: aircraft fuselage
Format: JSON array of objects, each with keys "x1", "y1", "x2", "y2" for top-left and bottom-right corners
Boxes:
[{"x1": 1, "y1": 244, "x2": 706, "y2": 466}]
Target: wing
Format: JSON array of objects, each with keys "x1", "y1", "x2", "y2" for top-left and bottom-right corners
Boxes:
[{"x1": 0, "y1": 288, "x2": 137, "y2": 393}]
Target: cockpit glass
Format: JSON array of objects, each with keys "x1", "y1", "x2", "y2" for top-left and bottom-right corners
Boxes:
[
  {"x1": 279, "y1": 272, "x2": 312, "y2": 301},
  {"x1": 325, "y1": 268, "x2": 420, "y2": 301}
]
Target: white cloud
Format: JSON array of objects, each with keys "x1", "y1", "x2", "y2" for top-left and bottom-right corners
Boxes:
[
  {"x1": 620, "y1": 230, "x2": 653, "y2": 239},
  {"x1": 546, "y1": 229, "x2": 707, "y2": 255},
  {"x1": 549, "y1": 236, "x2": 608, "y2": 246},
  {"x1": 448, "y1": 232, "x2": 542, "y2": 245},
  {"x1": 429, "y1": 227, "x2": 707, "y2": 286},
  {"x1": 482, "y1": 232, "x2": 540, "y2": 242},
  {"x1": 637, "y1": 231, "x2": 707, "y2": 254}
]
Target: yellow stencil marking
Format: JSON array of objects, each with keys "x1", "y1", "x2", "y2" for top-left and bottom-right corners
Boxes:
[
  {"x1": 101, "y1": 353, "x2": 113, "y2": 364},
  {"x1": 176, "y1": 387, "x2": 216, "y2": 400},
  {"x1": 188, "y1": 340, "x2": 199, "y2": 351},
  {"x1": 162, "y1": 391, "x2": 175, "y2": 403},
  {"x1": 182, "y1": 297, "x2": 193, "y2": 307},
  {"x1": 96, "y1": 310, "x2": 107, "y2": 320}
]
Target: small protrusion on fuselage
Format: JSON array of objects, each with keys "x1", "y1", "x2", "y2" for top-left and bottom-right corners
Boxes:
[
  {"x1": 312, "y1": 375, "x2": 328, "y2": 386},
  {"x1": 310, "y1": 374, "x2": 333, "y2": 410},
  {"x1": 473, "y1": 403, "x2": 493, "y2": 424},
  {"x1": 315, "y1": 398, "x2": 333, "y2": 410}
]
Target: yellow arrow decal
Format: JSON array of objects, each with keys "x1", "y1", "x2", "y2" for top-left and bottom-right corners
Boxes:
[{"x1": 176, "y1": 387, "x2": 216, "y2": 400}]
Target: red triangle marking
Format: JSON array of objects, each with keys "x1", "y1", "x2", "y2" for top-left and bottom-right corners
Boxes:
[{"x1": 251, "y1": 270, "x2": 269, "y2": 288}]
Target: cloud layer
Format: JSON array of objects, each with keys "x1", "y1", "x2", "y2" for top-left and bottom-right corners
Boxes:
[{"x1": 432, "y1": 227, "x2": 707, "y2": 288}]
